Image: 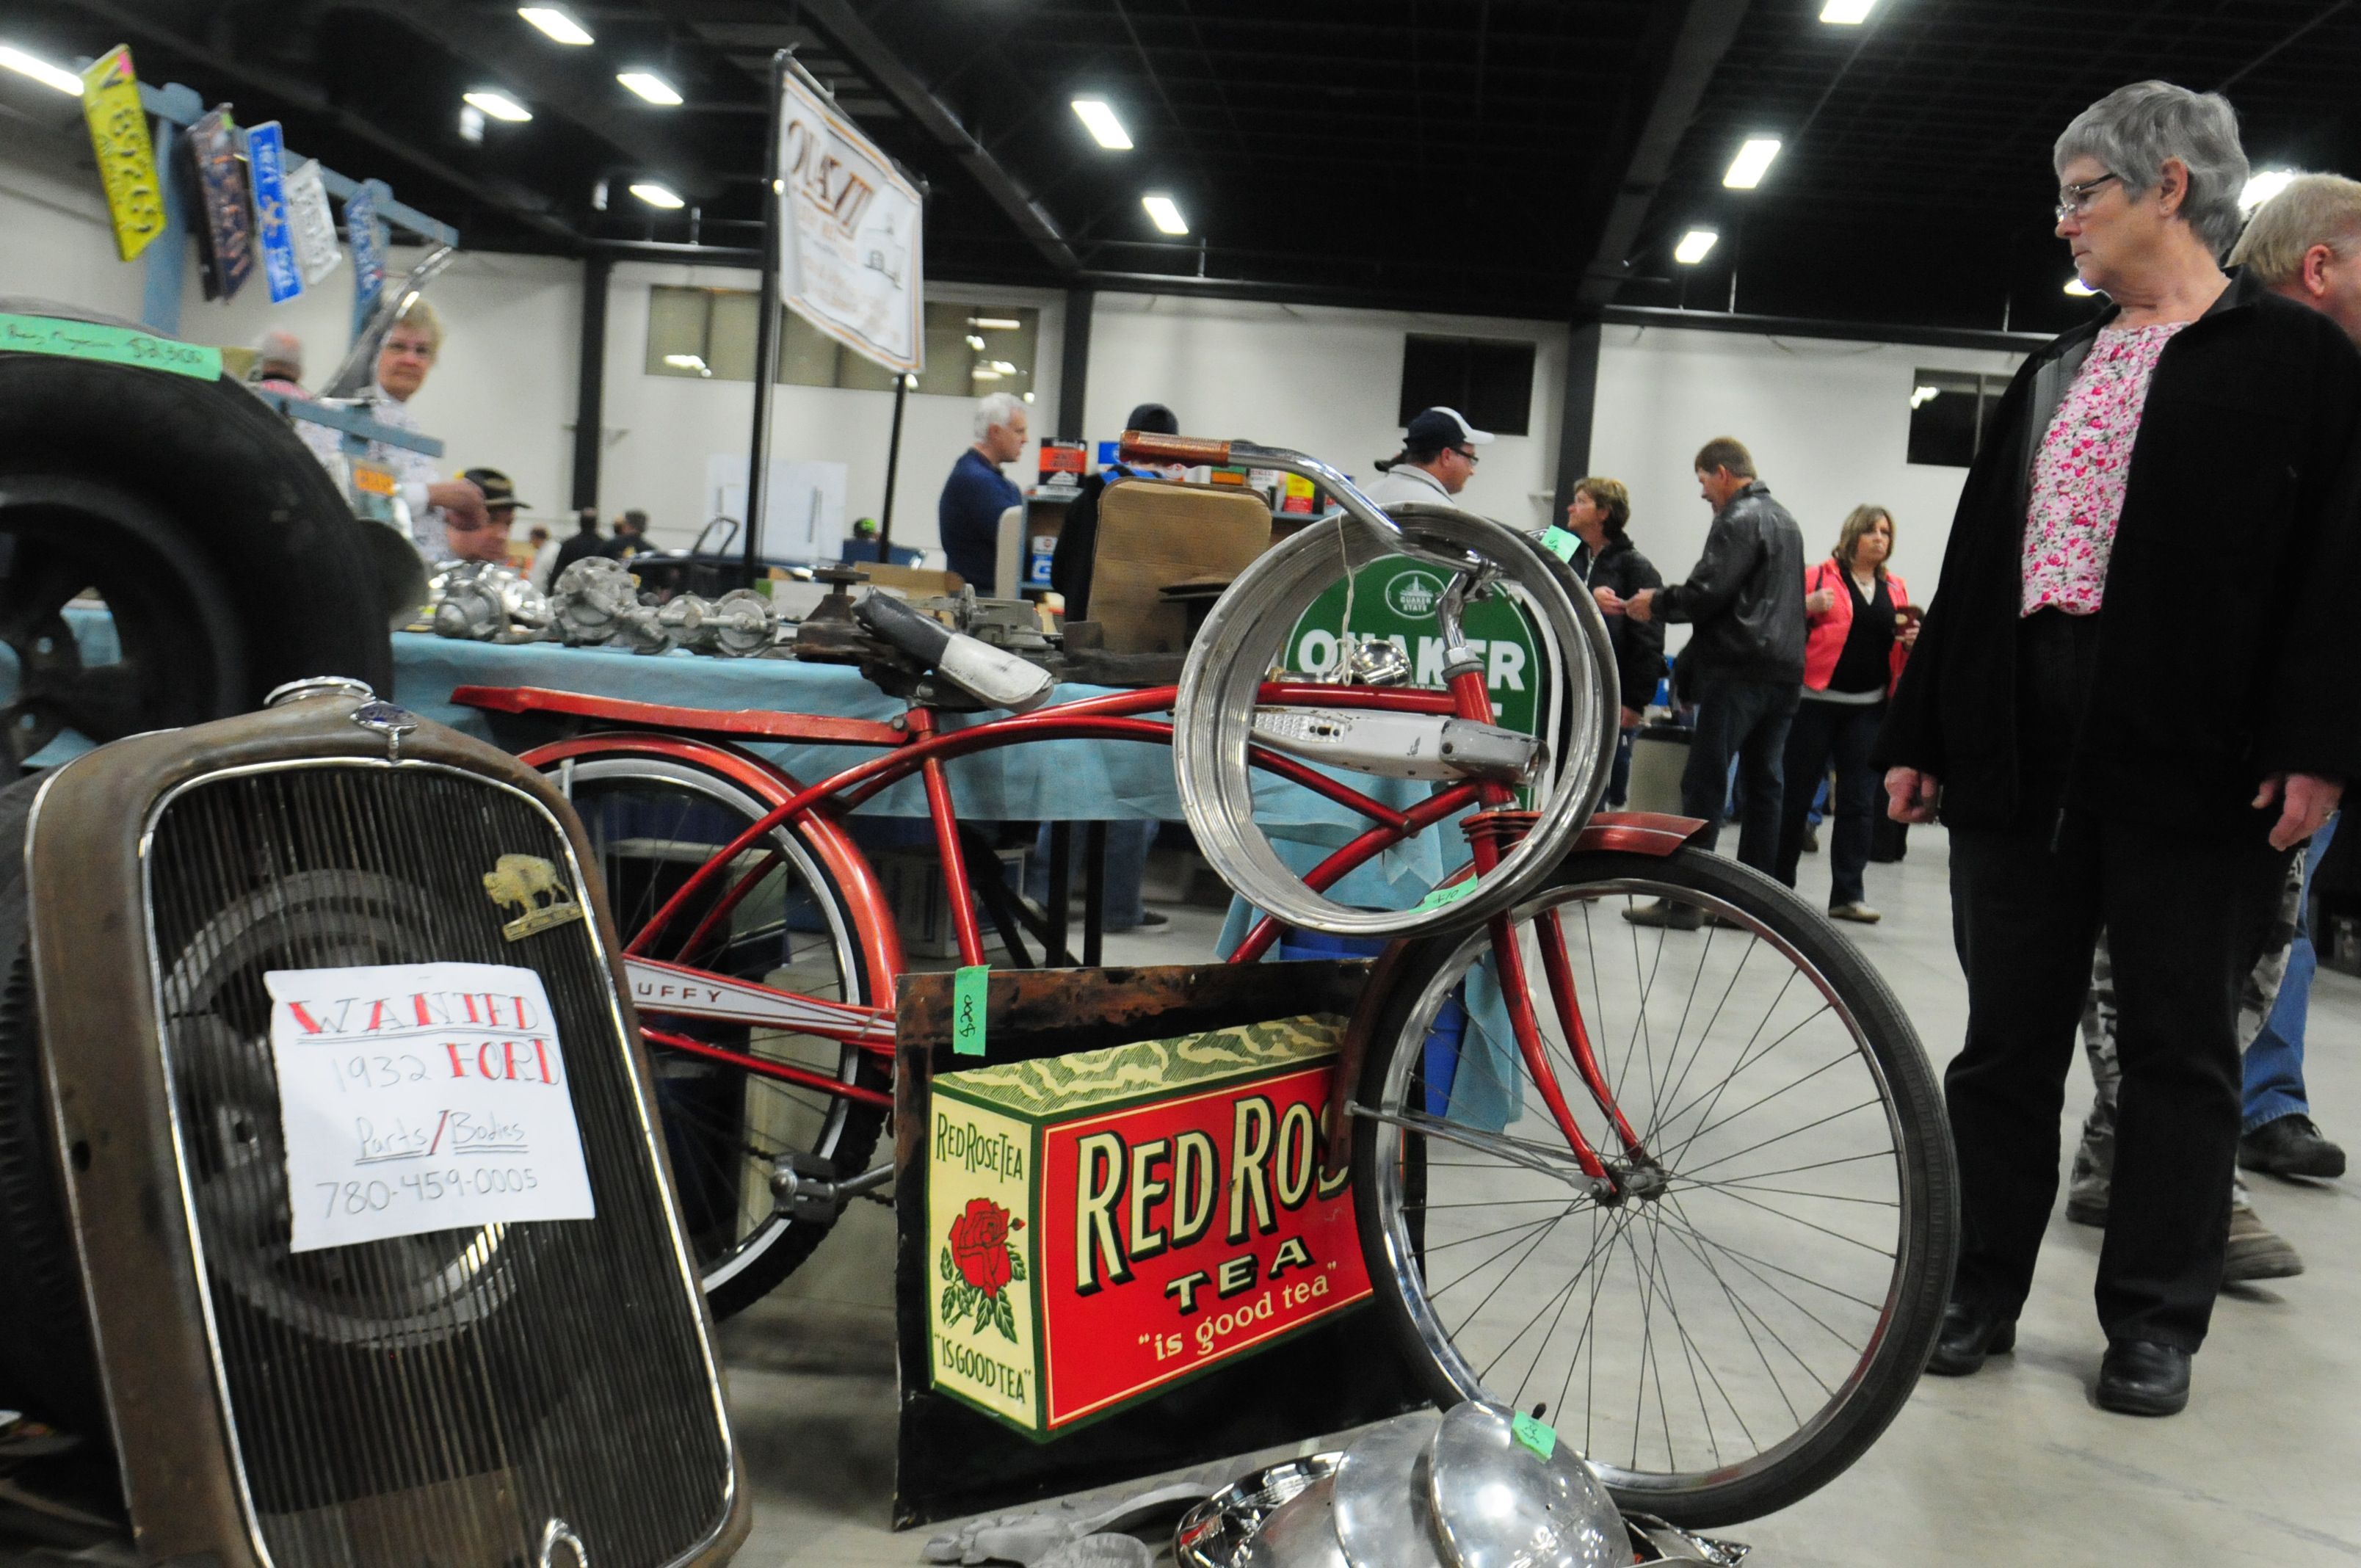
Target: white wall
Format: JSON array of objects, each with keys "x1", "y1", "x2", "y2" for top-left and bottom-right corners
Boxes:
[
  {"x1": 597, "y1": 264, "x2": 1065, "y2": 553},
  {"x1": 1592, "y1": 326, "x2": 2025, "y2": 636},
  {"x1": 1088, "y1": 292, "x2": 1568, "y2": 531}
]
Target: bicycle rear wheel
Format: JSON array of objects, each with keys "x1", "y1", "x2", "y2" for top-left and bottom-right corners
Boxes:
[
  {"x1": 1351, "y1": 847, "x2": 1954, "y2": 1526},
  {"x1": 549, "y1": 752, "x2": 885, "y2": 1319}
]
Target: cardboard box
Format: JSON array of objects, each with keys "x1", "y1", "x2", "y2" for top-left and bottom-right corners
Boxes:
[{"x1": 924, "y1": 1014, "x2": 1371, "y2": 1437}]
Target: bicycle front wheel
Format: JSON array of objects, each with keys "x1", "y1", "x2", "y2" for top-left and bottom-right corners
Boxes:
[{"x1": 1351, "y1": 847, "x2": 1955, "y2": 1527}]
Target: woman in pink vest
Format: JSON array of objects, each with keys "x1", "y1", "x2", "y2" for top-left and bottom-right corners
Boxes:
[{"x1": 1772, "y1": 505, "x2": 1916, "y2": 921}]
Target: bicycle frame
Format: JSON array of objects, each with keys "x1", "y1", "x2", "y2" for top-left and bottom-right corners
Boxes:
[{"x1": 457, "y1": 678, "x2": 1704, "y2": 1188}]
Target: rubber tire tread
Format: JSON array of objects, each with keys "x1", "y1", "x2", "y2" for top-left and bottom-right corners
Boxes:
[
  {"x1": 0, "y1": 296, "x2": 392, "y2": 704},
  {"x1": 1350, "y1": 845, "x2": 1958, "y2": 1528}
]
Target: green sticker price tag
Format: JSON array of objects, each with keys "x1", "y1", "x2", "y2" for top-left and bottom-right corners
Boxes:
[
  {"x1": 0, "y1": 313, "x2": 222, "y2": 380},
  {"x1": 1415, "y1": 876, "x2": 1480, "y2": 913},
  {"x1": 951, "y1": 965, "x2": 990, "y2": 1058},
  {"x1": 1539, "y1": 525, "x2": 1581, "y2": 564},
  {"x1": 1511, "y1": 1411, "x2": 1557, "y2": 1460}
]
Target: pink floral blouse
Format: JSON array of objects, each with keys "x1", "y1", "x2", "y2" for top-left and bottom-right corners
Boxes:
[{"x1": 2020, "y1": 322, "x2": 2191, "y2": 615}]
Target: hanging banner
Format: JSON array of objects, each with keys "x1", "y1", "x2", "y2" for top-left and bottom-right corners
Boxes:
[
  {"x1": 283, "y1": 159, "x2": 344, "y2": 286},
  {"x1": 774, "y1": 65, "x2": 924, "y2": 374},
  {"x1": 245, "y1": 120, "x2": 302, "y2": 304},
  {"x1": 346, "y1": 182, "x2": 387, "y2": 328},
  {"x1": 183, "y1": 107, "x2": 255, "y2": 302},
  {"x1": 78, "y1": 46, "x2": 165, "y2": 262}
]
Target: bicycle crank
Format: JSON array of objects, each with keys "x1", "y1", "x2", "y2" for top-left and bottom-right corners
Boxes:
[{"x1": 767, "y1": 1156, "x2": 893, "y2": 1223}]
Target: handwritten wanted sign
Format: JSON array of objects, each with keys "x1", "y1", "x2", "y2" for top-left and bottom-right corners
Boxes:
[
  {"x1": 775, "y1": 66, "x2": 924, "y2": 374},
  {"x1": 265, "y1": 961, "x2": 595, "y2": 1253}
]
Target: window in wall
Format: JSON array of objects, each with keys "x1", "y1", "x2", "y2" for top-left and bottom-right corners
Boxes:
[
  {"x1": 1398, "y1": 334, "x2": 1536, "y2": 436},
  {"x1": 1907, "y1": 369, "x2": 2009, "y2": 467},
  {"x1": 645, "y1": 286, "x2": 1040, "y2": 398}
]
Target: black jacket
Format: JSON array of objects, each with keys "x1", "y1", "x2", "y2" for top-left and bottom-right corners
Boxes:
[
  {"x1": 1048, "y1": 470, "x2": 1114, "y2": 617},
  {"x1": 1655, "y1": 481, "x2": 1807, "y2": 684},
  {"x1": 1575, "y1": 536, "x2": 1667, "y2": 711},
  {"x1": 1875, "y1": 268, "x2": 2361, "y2": 832}
]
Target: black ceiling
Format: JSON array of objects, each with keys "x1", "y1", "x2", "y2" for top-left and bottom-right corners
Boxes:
[{"x1": 7, "y1": 0, "x2": 2360, "y2": 338}]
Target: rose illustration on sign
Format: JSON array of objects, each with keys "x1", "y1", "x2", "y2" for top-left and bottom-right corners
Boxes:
[{"x1": 939, "y1": 1196, "x2": 1026, "y2": 1343}]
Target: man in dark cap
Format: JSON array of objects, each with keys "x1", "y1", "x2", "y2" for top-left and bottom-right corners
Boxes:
[
  {"x1": 449, "y1": 467, "x2": 526, "y2": 564},
  {"x1": 1048, "y1": 401, "x2": 1181, "y2": 620},
  {"x1": 1362, "y1": 407, "x2": 1493, "y2": 507}
]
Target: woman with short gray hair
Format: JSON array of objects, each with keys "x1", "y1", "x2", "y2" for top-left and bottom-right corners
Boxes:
[{"x1": 1876, "y1": 79, "x2": 2361, "y2": 1418}]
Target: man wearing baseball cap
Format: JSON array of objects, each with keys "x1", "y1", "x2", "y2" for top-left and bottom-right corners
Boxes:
[
  {"x1": 449, "y1": 466, "x2": 526, "y2": 565},
  {"x1": 1360, "y1": 407, "x2": 1493, "y2": 508}
]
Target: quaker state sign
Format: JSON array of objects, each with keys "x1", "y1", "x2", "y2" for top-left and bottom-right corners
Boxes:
[{"x1": 926, "y1": 1013, "x2": 1371, "y2": 1438}]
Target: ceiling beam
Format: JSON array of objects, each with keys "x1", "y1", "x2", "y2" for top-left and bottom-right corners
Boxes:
[
  {"x1": 791, "y1": 0, "x2": 1080, "y2": 274},
  {"x1": 1575, "y1": 0, "x2": 1754, "y2": 306}
]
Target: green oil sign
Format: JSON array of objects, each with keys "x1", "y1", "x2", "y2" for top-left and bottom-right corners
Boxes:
[{"x1": 1283, "y1": 557, "x2": 1554, "y2": 741}]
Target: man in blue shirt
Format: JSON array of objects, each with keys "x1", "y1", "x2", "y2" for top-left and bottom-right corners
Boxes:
[{"x1": 938, "y1": 391, "x2": 1029, "y2": 592}]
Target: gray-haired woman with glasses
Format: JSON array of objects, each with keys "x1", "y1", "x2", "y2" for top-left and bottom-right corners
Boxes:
[{"x1": 1876, "y1": 81, "x2": 2361, "y2": 1417}]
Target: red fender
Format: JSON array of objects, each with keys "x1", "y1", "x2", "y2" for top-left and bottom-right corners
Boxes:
[{"x1": 523, "y1": 733, "x2": 907, "y2": 1005}]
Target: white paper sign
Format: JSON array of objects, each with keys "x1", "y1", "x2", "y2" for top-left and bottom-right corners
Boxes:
[
  {"x1": 775, "y1": 69, "x2": 925, "y2": 374},
  {"x1": 282, "y1": 159, "x2": 344, "y2": 287},
  {"x1": 264, "y1": 961, "x2": 595, "y2": 1253}
]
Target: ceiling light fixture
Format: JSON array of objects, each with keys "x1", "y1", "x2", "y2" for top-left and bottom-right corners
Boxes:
[
  {"x1": 458, "y1": 104, "x2": 486, "y2": 143},
  {"x1": 1723, "y1": 137, "x2": 1782, "y2": 189},
  {"x1": 0, "y1": 43, "x2": 83, "y2": 95},
  {"x1": 968, "y1": 317, "x2": 1022, "y2": 330},
  {"x1": 988, "y1": 360, "x2": 1018, "y2": 374},
  {"x1": 629, "y1": 181, "x2": 684, "y2": 208},
  {"x1": 1070, "y1": 98, "x2": 1134, "y2": 150},
  {"x1": 618, "y1": 71, "x2": 684, "y2": 106},
  {"x1": 463, "y1": 89, "x2": 532, "y2": 123},
  {"x1": 1673, "y1": 228, "x2": 1719, "y2": 265},
  {"x1": 2064, "y1": 276, "x2": 2098, "y2": 297},
  {"x1": 2241, "y1": 168, "x2": 2296, "y2": 211},
  {"x1": 965, "y1": 334, "x2": 987, "y2": 350},
  {"x1": 972, "y1": 368, "x2": 1005, "y2": 381},
  {"x1": 1142, "y1": 193, "x2": 1188, "y2": 235},
  {"x1": 664, "y1": 353, "x2": 711, "y2": 377},
  {"x1": 517, "y1": 7, "x2": 594, "y2": 45},
  {"x1": 1910, "y1": 385, "x2": 1939, "y2": 409},
  {"x1": 1820, "y1": 0, "x2": 1877, "y2": 22}
]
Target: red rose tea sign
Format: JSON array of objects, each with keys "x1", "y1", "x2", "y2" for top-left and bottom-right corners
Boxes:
[{"x1": 924, "y1": 1015, "x2": 1371, "y2": 1437}]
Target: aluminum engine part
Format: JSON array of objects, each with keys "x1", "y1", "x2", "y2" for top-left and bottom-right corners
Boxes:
[
  {"x1": 427, "y1": 562, "x2": 553, "y2": 643},
  {"x1": 551, "y1": 556, "x2": 645, "y2": 646},
  {"x1": 1426, "y1": 1401, "x2": 1631, "y2": 1568},
  {"x1": 655, "y1": 589, "x2": 777, "y2": 657}
]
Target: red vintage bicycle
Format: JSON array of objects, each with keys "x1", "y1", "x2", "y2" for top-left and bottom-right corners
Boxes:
[{"x1": 459, "y1": 435, "x2": 1953, "y2": 1527}]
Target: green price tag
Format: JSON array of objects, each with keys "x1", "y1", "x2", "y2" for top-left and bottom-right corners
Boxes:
[
  {"x1": 1415, "y1": 876, "x2": 1479, "y2": 913},
  {"x1": 1539, "y1": 525, "x2": 1581, "y2": 563},
  {"x1": 1511, "y1": 1411, "x2": 1557, "y2": 1460},
  {"x1": 951, "y1": 965, "x2": 990, "y2": 1058},
  {"x1": 0, "y1": 312, "x2": 222, "y2": 380}
]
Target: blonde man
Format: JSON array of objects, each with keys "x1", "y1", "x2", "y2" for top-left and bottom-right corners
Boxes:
[{"x1": 2231, "y1": 173, "x2": 2361, "y2": 345}]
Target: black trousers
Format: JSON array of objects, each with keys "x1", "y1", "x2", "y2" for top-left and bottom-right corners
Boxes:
[
  {"x1": 1943, "y1": 611, "x2": 2289, "y2": 1349},
  {"x1": 1679, "y1": 677, "x2": 1799, "y2": 875},
  {"x1": 1773, "y1": 695, "x2": 1885, "y2": 906}
]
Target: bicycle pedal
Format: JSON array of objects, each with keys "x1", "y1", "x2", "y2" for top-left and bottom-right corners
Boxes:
[{"x1": 769, "y1": 1153, "x2": 844, "y2": 1224}]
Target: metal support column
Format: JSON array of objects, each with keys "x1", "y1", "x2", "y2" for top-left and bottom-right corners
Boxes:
[
  {"x1": 743, "y1": 51, "x2": 791, "y2": 581},
  {"x1": 1550, "y1": 314, "x2": 1604, "y2": 523},
  {"x1": 1056, "y1": 286, "x2": 1094, "y2": 441},
  {"x1": 571, "y1": 253, "x2": 611, "y2": 511}
]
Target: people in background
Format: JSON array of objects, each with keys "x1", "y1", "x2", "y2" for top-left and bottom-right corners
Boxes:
[
  {"x1": 940, "y1": 391, "x2": 1029, "y2": 592},
  {"x1": 449, "y1": 468, "x2": 524, "y2": 564},
  {"x1": 1049, "y1": 401, "x2": 1181, "y2": 620},
  {"x1": 250, "y1": 327, "x2": 307, "y2": 397},
  {"x1": 1773, "y1": 506, "x2": 1915, "y2": 923},
  {"x1": 1603, "y1": 437, "x2": 1805, "y2": 912},
  {"x1": 1361, "y1": 407, "x2": 1491, "y2": 507},
  {"x1": 1877, "y1": 81, "x2": 2361, "y2": 1418},
  {"x1": 554, "y1": 508, "x2": 606, "y2": 578},
  {"x1": 296, "y1": 298, "x2": 491, "y2": 562},
  {"x1": 1559, "y1": 476, "x2": 1664, "y2": 809},
  {"x1": 604, "y1": 509, "x2": 649, "y2": 561},
  {"x1": 526, "y1": 524, "x2": 562, "y2": 592}
]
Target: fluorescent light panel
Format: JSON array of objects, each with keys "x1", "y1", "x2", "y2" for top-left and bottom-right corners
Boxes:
[
  {"x1": 629, "y1": 181, "x2": 684, "y2": 208},
  {"x1": 0, "y1": 43, "x2": 86, "y2": 95},
  {"x1": 517, "y1": 7, "x2": 594, "y2": 45},
  {"x1": 1673, "y1": 228, "x2": 1719, "y2": 265},
  {"x1": 1142, "y1": 193, "x2": 1188, "y2": 234},
  {"x1": 2241, "y1": 168, "x2": 2296, "y2": 211},
  {"x1": 968, "y1": 317, "x2": 1021, "y2": 330},
  {"x1": 463, "y1": 89, "x2": 532, "y2": 122},
  {"x1": 618, "y1": 71, "x2": 683, "y2": 106},
  {"x1": 1070, "y1": 98, "x2": 1134, "y2": 149},
  {"x1": 1724, "y1": 137, "x2": 1782, "y2": 189},
  {"x1": 1820, "y1": 0, "x2": 1877, "y2": 22}
]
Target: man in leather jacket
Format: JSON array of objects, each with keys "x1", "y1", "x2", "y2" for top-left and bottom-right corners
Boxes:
[{"x1": 1605, "y1": 438, "x2": 1806, "y2": 889}]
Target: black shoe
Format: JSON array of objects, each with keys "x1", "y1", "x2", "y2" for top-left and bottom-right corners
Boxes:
[
  {"x1": 1622, "y1": 899, "x2": 1702, "y2": 931},
  {"x1": 2095, "y1": 1339, "x2": 2190, "y2": 1417},
  {"x1": 1925, "y1": 1299, "x2": 2016, "y2": 1376},
  {"x1": 2238, "y1": 1114, "x2": 2346, "y2": 1180}
]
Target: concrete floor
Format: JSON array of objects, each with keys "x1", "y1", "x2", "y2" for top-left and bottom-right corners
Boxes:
[{"x1": 723, "y1": 826, "x2": 2361, "y2": 1567}]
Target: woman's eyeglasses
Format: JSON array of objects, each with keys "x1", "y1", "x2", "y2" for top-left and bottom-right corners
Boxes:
[{"x1": 2055, "y1": 172, "x2": 2122, "y2": 222}]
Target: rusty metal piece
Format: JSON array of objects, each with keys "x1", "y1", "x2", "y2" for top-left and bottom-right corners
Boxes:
[{"x1": 794, "y1": 564, "x2": 872, "y2": 663}]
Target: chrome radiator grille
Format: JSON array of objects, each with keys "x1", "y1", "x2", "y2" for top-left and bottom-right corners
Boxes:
[{"x1": 143, "y1": 761, "x2": 733, "y2": 1568}]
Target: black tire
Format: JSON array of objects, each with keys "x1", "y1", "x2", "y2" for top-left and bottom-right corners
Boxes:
[
  {"x1": 1351, "y1": 847, "x2": 1956, "y2": 1527},
  {"x1": 549, "y1": 753, "x2": 888, "y2": 1318},
  {"x1": 0, "y1": 297, "x2": 392, "y2": 769}
]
